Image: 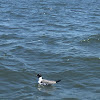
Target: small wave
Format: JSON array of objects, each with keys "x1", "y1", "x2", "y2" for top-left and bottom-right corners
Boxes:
[
  {"x1": 62, "y1": 97, "x2": 79, "y2": 100},
  {"x1": 80, "y1": 34, "x2": 100, "y2": 44},
  {"x1": 0, "y1": 34, "x2": 24, "y2": 40}
]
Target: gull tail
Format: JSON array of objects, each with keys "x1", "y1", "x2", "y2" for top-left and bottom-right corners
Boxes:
[{"x1": 56, "y1": 80, "x2": 61, "y2": 83}]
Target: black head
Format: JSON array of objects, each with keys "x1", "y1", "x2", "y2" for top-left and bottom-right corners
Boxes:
[{"x1": 37, "y1": 74, "x2": 42, "y2": 78}]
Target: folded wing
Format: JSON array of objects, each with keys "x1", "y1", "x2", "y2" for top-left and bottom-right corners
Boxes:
[{"x1": 42, "y1": 79, "x2": 56, "y2": 85}]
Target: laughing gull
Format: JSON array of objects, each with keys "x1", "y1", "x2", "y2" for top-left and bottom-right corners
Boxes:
[{"x1": 37, "y1": 74, "x2": 61, "y2": 85}]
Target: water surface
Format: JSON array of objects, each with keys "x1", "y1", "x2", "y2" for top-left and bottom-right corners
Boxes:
[{"x1": 0, "y1": 0, "x2": 100, "y2": 100}]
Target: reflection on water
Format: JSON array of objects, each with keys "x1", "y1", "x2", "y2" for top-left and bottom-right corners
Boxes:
[{"x1": 37, "y1": 84, "x2": 56, "y2": 92}]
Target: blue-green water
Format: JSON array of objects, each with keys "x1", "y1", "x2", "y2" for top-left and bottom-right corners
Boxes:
[{"x1": 0, "y1": 0, "x2": 100, "y2": 100}]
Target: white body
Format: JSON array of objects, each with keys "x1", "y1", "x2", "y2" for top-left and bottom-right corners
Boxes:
[{"x1": 38, "y1": 77, "x2": 57, "y2": 85}]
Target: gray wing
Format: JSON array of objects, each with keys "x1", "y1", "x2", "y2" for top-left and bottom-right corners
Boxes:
[{"x1": 41, "y1": 79, "x2": 56, "y2": 85}]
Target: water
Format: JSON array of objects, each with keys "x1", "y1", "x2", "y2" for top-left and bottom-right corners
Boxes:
[{"x1": 0, "y1": 0, "x2": 100, "y2": 99}]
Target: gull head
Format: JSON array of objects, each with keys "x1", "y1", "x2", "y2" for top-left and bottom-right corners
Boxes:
[{"x1": 37, "y1": 74, "x2": 42, "y2": 78}]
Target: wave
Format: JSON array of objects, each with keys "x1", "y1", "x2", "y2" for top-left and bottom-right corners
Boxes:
[
  {"x1": 0, "y1": 34, "x2": 24, "y2": 40},
  {"x1": 80, "y1": 34, "x2": 100, "y2": 44}
]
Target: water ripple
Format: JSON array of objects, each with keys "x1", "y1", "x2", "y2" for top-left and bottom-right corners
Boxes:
[{"x1": 0, "y1": 0, "x2": 100, "y2": 99}]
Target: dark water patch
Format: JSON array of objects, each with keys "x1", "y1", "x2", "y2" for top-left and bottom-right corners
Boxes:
[
  {"x1": 53, "y1": 70, "x2": 86, "y2": 82},
  {"x1": 36, "y1": 33, "x2": 76, "y2": 49},
  {"x1": 77, "y1": 56, "x2": 100, "y2": 64},
  {"x1": 62, "y1": 98, "x2": 79, "y2": 100},
  {"x1": 82, "y1": 77, "x2": 100, "y2": 93},
  {"x1": 0, "y1": 57, "x2": 24, "y2": 66},
  {"x1": 9, "y1": 9, "x2": 29, "y2": 18},
  {"x1": 89, "y1": 21, "x2": 100, "y2": 26},
  {"x1": 0, "y1": 68, "x2": 36, "y2": 88},
  {"x1": 78, "y1": 34, "x2": 100, "y2": 56},
  {"x1": 38, "y1": 34, "x2": 60, "y2": 46},
  {"x1": 10, "y1": 44, "x2": 61, "y2": 60},
  {"x1": 80, "y1": 34, "x2": 100, "y2": 44},
  {"x1": 0, "y1": 50, "x2": 7, "y2": 57},
  {"x1": 0, "y1": 34, "x2": 24, "y2": 40},
  {"x1": 95, "y1": 90, "x2": 100, "y2": 93},
  {"x1": 0, "y1": 24, "x2": 21, "y2": 31},
  {"x1": 47, "y1": 23, "x2": 68, "y2": 29},
  {"x1": 0, "y1": 42, "x2": 16, "y2": 47},
  {"x1": 0, "y1": 56, "x2": 27, "y2": 71},
  {"x1": 10, "y1": 45, "x2": 26, "y2": 56},
  {"x1": 74, "y1": 83, "x2": 85, "y2": 89}
]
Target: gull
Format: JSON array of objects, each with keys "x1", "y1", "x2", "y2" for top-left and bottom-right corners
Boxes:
[{"x1": 37, "y1": 74, "x2": 61, "y2": 85}]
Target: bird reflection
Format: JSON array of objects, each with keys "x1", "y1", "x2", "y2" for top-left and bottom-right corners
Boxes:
[{"x1": 37, "y1": 84, "x2": 56, "y2": 92}]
